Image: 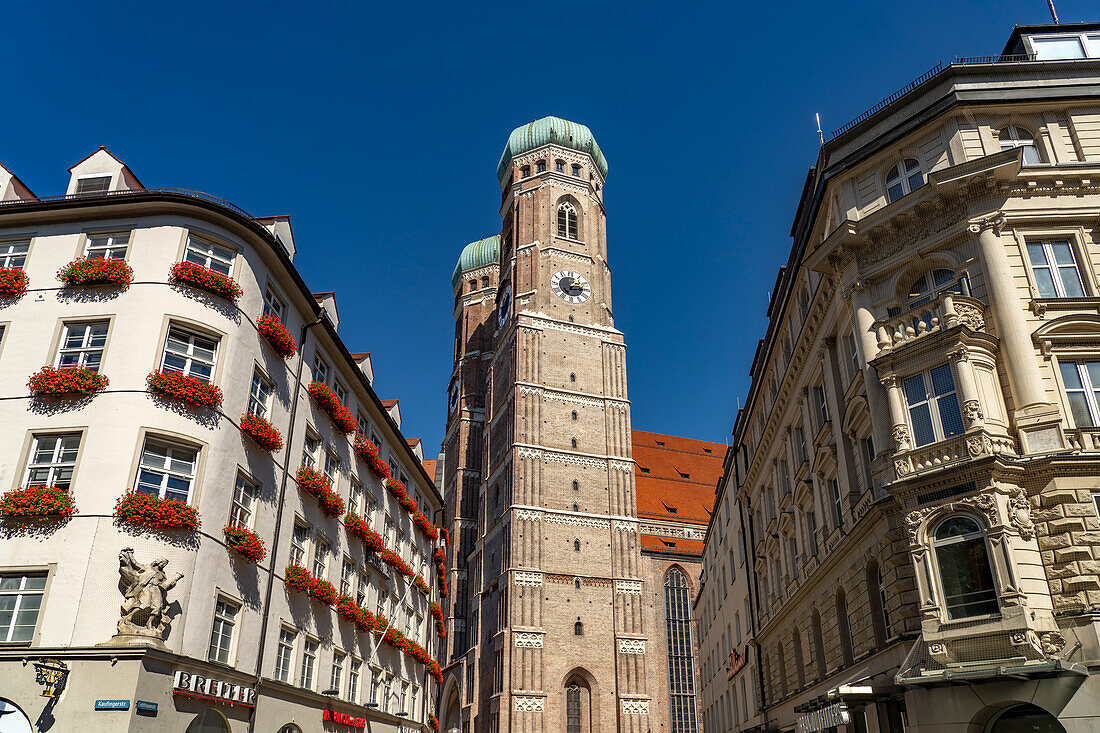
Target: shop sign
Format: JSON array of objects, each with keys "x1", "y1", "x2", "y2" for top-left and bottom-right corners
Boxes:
[
  {"x1": 796, "y1": 702, "x2": 851, "y2": 733},
  {"x1": 726, "y1": 646, "x2": 747, "y2": 680},
  {"x1": 33, "y1": 659, "x2": 69, "y2": 698},
  {"x1": 173, "y1": 670, "x2": 256, "y2": 708},
  {"x1": 136, "y1": 700, "x2": 158, "y2": 715},
  {"x1": 94, "y1": 700, "x2": 130, "y2": 711},
  {"x1": 322, "y1": 709, "x2": 366, "y2": 728}
]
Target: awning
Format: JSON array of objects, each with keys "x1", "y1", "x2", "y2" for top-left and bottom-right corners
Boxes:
[{"x1": 795, "y1": 702, "x2": 850, "y2": 733}]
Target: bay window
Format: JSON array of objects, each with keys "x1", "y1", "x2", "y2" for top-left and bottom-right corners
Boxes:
[
  {"x1": 904, "y1": 364, "x2": 964, "y2": 447},
  {"x1": 932, "y1": 515, "x2": 999, "y2": 619}
]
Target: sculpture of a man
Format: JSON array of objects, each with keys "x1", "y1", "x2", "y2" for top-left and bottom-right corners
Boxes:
[{"x1": 116, "y1": 547, "x2": 183, "y2": 639}]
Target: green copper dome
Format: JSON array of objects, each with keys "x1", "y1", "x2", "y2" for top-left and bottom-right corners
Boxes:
[
  {"x1": 496, "y1": 116, "x2": 608, "y2": 183},
  {"x1": 452, "y1": 235, "x2": 501, "y2": 288}
]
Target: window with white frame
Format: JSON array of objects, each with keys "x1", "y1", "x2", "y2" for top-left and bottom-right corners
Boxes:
[
  {"x1": 846, "y1": 331, "x2": 860, "y2": 380},
  {"x1": 1028, "y1": 32, "x2": 1100, "y2": 60},
  {"x1": 162, "y1": 326, "x2": 218, "y2": 383},
  {"x1": 376, "y1": 590, "x2": 388, "y2": 618},
  {"x1": 230, "y1": 473, "x2": 259, "y2": 527},
  {"x1": 85, "y1": 231, "x2": 129, "y2": 259},
  {"x1": 135, "y1": 439, "x2": 198, "y2": 502},
  {"x1": 274, "y1": 627, "x2": 295, "y2": 682},
  {"x1": 208, "y1": 597, "x2": 240, "y2": 664},
  {"x1": 313, "y1": 536, "x2": 329, "y2": 580},
  {"x1": 829, "y1": 478, "x2": 843, "y2": 529},
  {"x1": 262, "y1": 285, "x2": 287, "y2": 321},
  {"x1": 885, "y1": 158, "x2": 924, "y2": 203},
  {"x1": 813, "y1": 384, "x2": 829, "y2": 427},
  {"x1": 248, "y1": 368, "x2": 274, "y2": 418},
  {"x1": 0, "y1": 239, "x2": 29, "y2": 269},
  {"x1": 399, "y1": 681, "x2": 409, "y2": 714},
  {"x1": 323, "y1": 451, "x2": 340, "y2": 485},
  {"x1": 0, "y1": 572, "x2": 47, "y2": 643},
  {"x1": 184, "y1": 235, "x2": 235, "y2": 275},
  {"x1": 25, "y1": 433, "x2": 81, "y2": 490},
  {"x1": 331, "y1": 651, "x2": 345, "y2": 697},
  {"x1": 290, "y1": 523, "x2": 310, "y2": 567},
  {"x1": 557, "y1": 202, "x2": 578, "y2": 240},
  {"x1": 932, "y1": 515, "x2": 999, "y2": 619},
  {"x1": 348, "y1": 478, "x2": 362, "y2": 516},
  {"x1": 333, "y1": 380, "x2": 348, "y2": 405},
  {"x1": 302, "y1": 432, "x2": 321, "y2": 468},
  {"x1": 904, "y1": 364, "x2": 965, "y2": 447},
  {"x1": 999, "y1": 126, "x2": 1040, "y2": 165},
  {"x1": 369, "y1": 667, "x2": 381, "y2": 704},
  {"x1": 349, "y1": 659, "x2": 361, "y2": 703},
  {"x1": 300, "y1": 637, "x2": 318, "y2": 689},
  {"x1": 341, "y1": 559, "x2": 354, "y2": 596},
  {"x1": 382, "y1": 675, "x2": 393, "y2": 713},
  {"x1": 1059, "y1": 360, "x2": 1100, "y2": 427},
  {"x1": 75, "y1": 175, "x2": 111, "y2": 194},
  {"x1": 1027, "y1": 240, "x2": 1086, "y2": 299},
  {"x1": 313, "y1": 353, "x2": 330, "y2": 385},
  {"x1": 356, "y1": 572, "x2": 368, "y2": 607},
  {"x1": 56, "y1": 321, "x2": 109, "y2": 371},
  {"x1": 356, "y1": 413, "x2": 370, "y2": 436}
]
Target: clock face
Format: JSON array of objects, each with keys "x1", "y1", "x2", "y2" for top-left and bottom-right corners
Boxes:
[
  {"x1": 498, "y1": 282, "x2": 512, "y2": 328},
  {"x1": 550, "y1": 270, "x2": 591, "y2": 304}
]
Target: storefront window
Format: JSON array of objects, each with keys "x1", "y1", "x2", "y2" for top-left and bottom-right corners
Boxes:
[{"x1": 183, "y1": 709, "x2": 230, "y2": 733}]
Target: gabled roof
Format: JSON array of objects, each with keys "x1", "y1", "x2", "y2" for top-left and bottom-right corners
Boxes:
[
  {"x1": 633, "y1": 429, "x2": 724, "y2": 526},
  {"x1": 67, "y1": 146, "x2": 145, "y2": 188},
  {"x1": 381, "y1": 399, "x2": 398, "y2": 408},
  {"x1": 0, "y1": 161, "x2": 35, "y2": 199}
]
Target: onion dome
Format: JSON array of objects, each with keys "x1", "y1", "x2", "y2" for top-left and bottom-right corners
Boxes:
[
  {"x1": 452, "y1": 235, "x2": 500, "y2": 289},
  {"x1": 496, "y1": 116, "x2": 608, "y2": 183}
]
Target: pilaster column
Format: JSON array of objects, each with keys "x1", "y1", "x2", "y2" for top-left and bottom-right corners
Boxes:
[
  {"x1": 881, "y1": 373, "x2": 910, "y2": 452},
  {"x1": 969, "y1": 217, "x2": 1046, "y2": 409},
  {"x1": 849, "y1": 279, "x2": 892, "y2": 456},
  {"x1": 947, "y1": 345, "x2": 983, "y2": 428}
]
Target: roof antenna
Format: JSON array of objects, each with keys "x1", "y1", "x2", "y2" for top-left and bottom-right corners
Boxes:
[
  {"x1": 1047, "y1": 0, "x2": 1059, "y2": 23},
  {"x1": 816, "y1": 113, "x2": 825, "y2": 145}
]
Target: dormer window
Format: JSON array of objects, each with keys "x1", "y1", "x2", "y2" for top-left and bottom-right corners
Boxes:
[
  {"x1": 1027, "y1": 32, "x2": 1100, "y2": 60},
  {"x1": 886, "y1": 158, "x2": 924, "y2": 203},
  {"x1": 75, "y1": 175, "x2": 111, "y2": 194},
  {"x1": 999, "y1": 126, "x2": 1040, "y2": 165}
]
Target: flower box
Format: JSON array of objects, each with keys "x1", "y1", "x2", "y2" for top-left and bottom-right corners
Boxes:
[
  {"x1": 169, "y1": 261, "x2": 242, "y2": 302},
  {"x1": 0, "y1": 486, "x2": 77, "y2": 524},
  {"x1": 345, "y1": 512, "x2": 385, "y2": 551},
  {"x1": 430, "y1": 602, "x2": 446, "y2": 638},
  {"x1": 147, "y1": 370, "x2": 223, "y2": 409},
  {"x1": 311, "y1": 578, "x2": 337, "y2": 606},
  {"x1": 295, "y1": 465, "x2": 344, "y2": 517},
  {"x1": 380, "y1": 549, "x2": 414, "y2": 578},
  {"x1": 353, "y1": 434, "x2": 390, "y2": 478},
  {"x1": 257, "y1": 315, "x2": 296, "y2": 359},
  {"x1": 429, "y1": 713, "x2": 440, "y2": 731},
  {"x1": 114, "y1": 490, "x2": 200, "y2": 531},
  {"x1": 307, "y1": 382, "x2": 357, "y2": 434},
  {"x1": 412, "y1": 510, "x2": 439, "y2": 541},
  {"x1": 28, "y1": 365, "x2": 108, "y2": 397},
  {"x1": 384, "y1": 478, "x2": 418, "y2": 513},
  {"x1": 224, "y1": 524, "x2": 266, "y2": 563},
  {"x1": 413, "y1": 574, "x2": 430, "y2": 596},
  {"x1": 427, "y1": 660, "x2": 443, "y2": 685},
  {"x1": 284, "y1": 564, "x2": 314, "y2": 594},
  {"x1": 57, "y1": 257, "x2": 133, "y2": 289},
  {"x1": 317, "y1": 489, "x2": 346, "y2": 517},
  {"x1": 240, "y1": 413, "x2": 283, "y2": 453},
  {"x1": 0, "y1": 268, "x2": 28, "y2": 297}
]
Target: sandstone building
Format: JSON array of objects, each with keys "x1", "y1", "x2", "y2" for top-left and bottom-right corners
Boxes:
[
  {"x1": 698, "y1": 21, "x2": 1100, "y2": 733},
  {"x1": 435, "y1": 117, "x2": 723, "y2": 733},
  {"x1": 0, "y1": 150, "x2": 443, "y2": 732}
]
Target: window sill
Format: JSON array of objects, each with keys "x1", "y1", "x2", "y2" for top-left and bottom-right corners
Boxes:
[{"x1": 1030, "y1": 296, "x2": 1100, "y2": 318}]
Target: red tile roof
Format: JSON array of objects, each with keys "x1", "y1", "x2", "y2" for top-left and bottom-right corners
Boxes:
[
  {"x1": 381, "y1": 399, "x2": 399, "y2": 408},
  {"x1": 632, "y1": 429, "x2": 724, "y2": 526},
  {"x1": 640, "y1": 533, "x2": 705, "y2": 557},
  {"x1": 312, "y1": 291, "x2": 335, "y2": 299},
  {"x1": 406, "y1": 438, "x2": 421, "y2": 448},
  {"x1": 350, "y1": 352, "x2": 372, "y2": 361},
  {"x1": 422, "y1": 459, "x2": 438, "y2": 484}
]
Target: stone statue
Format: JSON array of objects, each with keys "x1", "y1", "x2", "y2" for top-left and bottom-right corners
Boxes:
[{"x1": 115, "y1": 548, "x2": 183, "y2": 641}]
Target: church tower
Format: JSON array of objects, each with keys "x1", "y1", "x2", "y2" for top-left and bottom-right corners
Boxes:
[{"x1": 440, "y1": 117, "x2": 652, "y2": 733}]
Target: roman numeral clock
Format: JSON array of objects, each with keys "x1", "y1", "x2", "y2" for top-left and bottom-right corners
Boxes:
[{"x1": 550, "y1": 270, "x2": 591, "y2": 304}]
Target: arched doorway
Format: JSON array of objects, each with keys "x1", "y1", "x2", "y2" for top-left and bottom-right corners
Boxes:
[
  {"x1": 183, "y1": 709, "x2": 230, "y2": 733},
  {"x1": 0, "y1": 698, "x2": 34, "y2": 733},
  {"x1": 986, "y1": 704, "x2": 1067, "y2": 733}
]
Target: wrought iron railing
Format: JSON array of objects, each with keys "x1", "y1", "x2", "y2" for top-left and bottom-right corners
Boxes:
[{"x1": 0, "y1": 187, "x2": 259, "y2": 223}]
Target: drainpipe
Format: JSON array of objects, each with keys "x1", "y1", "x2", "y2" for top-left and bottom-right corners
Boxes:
[{"x1": 248, "y1": 309, "x2": 325, "y2": 733}]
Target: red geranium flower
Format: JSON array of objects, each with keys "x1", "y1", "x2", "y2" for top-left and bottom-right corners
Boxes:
[
  {"x1": 310, "y1": 578, "x2": 338, "y2": 606},
  {"x1": 430, "y1": 602, "x2": 446, "y2": 638},
  {"x1": 353, "y1": 433, "x2": 390, "y2": 478},
  {"x1": 240, "y1": 413, "x2": 283, "y2": 453},
  {"x1": 307, "y1": 382, "x2": 357, "y2": 434},
  {"x1": 0, "y1": 486, "x2": 77, "y2": 524},
  {"x1": 257, "y1": 315, "x2": 297, "y2": 359},
  {"x1": 284, "y1": 564, "x2": 314, "y2": 594},
  {"x1": 412, "y1": 510, "x2": 439, "y2": 541},
  {"x1": 28, "y1": 365, "x2": 108, "y2": 397},
  {"x1": 146, "y1": 369, "x2": 223, "y2": 409},
  {"x1": 114, "y1": 490, "x2": 200, "y2": 531},
  {"x1": 429, "y1": 713, "x2": 440, "y2": 731},
  {"x1": 380, "y1": 548, "x2": 414, "y2": 578},
  {"x1": 57, "y1": 257, "x2": 133, "y2": 289},
  {"x1": 169, "y1": 261, "x2": 242, "y2": 302},
  {"x1": 0, "y1": 268, "x2": 29, "y2": 297},
  {"x1": 345, "y1": 512, "x2": 386, "y2": 551},
  {"x1": 224, "y1": 524, "x2": 266, "y2": 563}
]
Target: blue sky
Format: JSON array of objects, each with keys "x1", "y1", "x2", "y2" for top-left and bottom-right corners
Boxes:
[{"x1": 3, "y1": 0, "x2": 1093, "y2": 454}]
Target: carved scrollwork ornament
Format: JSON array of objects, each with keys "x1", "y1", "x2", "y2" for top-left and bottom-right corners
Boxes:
[
  {"x1": 962, "y1": 400, "x2": 984, "y2": 427},
  {"x1": 906, "y1": 507, "x2": 934, "y2": 543},
  {"x1": 895, "y1": 459, "x2": 911, "y2": 477},
  {"x1": 960, "y1": 492, "x2": 998, "y2": 527},
  {"x1": 1040, "y1": 631, "x2": 1066, "y2": 657},
  {"x1": 1007, "y1": 488, "x2": 1035, "y2": 541},
  {"x1": 967, "y1": 436, "x2": 987, "y2": 457},
  {"x1": 892, "y1": 425, "x2": 911, "y2": 452}
]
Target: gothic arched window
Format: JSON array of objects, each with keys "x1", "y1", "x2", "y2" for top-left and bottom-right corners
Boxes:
[
  {"x1": 558, "y1": 202, "x2": 578, "y2": 240},
  {"x1": 571, "y1": 438, "x2": 578, "y2": 449},
  {"x1": 999, "y1": 125, "x2": 1040, "y2": 165},
  {"x1": 572, "y1": 503, "x2": 579, "y2": 512},
  {"x1": 569, "y1": 372, "x2": 576, "y2": 383},
  {"x1": 571, "y1": 411, "x2": 578, "y2": 421},
  {"x1": 811, "y1": 609, "x2": 826, "y2": 680},
  {"x1": 565, "y1": 674, "x2": 591, "y2": 733},
  {"x1": 932, "y1": 514, "x2": 999, "y2": 619},
  {"x1": 574, "y1": 538, "x2": 581, "y2": 551},
  {"x1": 572, "y1": 480, "x2": 579, "y2": 491},
  {"x1": 886, "y1": 158, "x2": 924, "y2": 202},
  {"x1": 664, "y1": 568, "x2": 699, "y2": 732},
  {"x1": 574, "y1": 620, "x2": 583, "y2": 636}
]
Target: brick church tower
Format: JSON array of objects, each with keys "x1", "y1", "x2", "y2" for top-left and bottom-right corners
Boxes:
[{"x1": 440, "y1": 117, "x2": 653, "y2": 733}]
